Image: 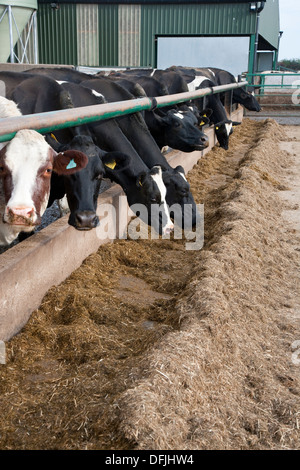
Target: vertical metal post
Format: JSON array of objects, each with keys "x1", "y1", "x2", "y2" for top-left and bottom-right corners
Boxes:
[
  {"x1": 33, "y1": 10, "x2": 38, "y2": 64},
  {"x1": 253, "y1": 9, "x2": 260, "y2": 75},
  {"x1": 8, "y1": 5, "x2": 14, "y2": 63},
  {"x1": 248, "y1": 34, "x2": 256, "y2": 85}
]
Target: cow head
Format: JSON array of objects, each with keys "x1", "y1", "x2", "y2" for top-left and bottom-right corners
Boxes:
[
  {"x1": 46, "y1": 134, "x2": 104, "y2": 231},
  {"x1": 233, "y1": 88, "x2": 261, "y2": 112},
  {"x1": 102, "y1": 152, "x2": 173, "y2": 236},
  {"x1": 160, "y1": 165, "x2": 200, "y2": 229},
  {"x1": 213, "y1": 120, "x2": 235, "y2": 150},
  {"x1": 155, "y1": 109, "x2": 209, "y2": 152},
  {"x1": 0, "y1": 130, "x2": 88, "y2": 245}
]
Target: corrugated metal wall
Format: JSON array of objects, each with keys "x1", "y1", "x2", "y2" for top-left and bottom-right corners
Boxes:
[
  {"x1": 118, "y1": 5, "x2": 140, "y2": 67},
  {"x1": 38, "y1": 3, "x2": 77, "y2": 65},
  {"x1": 37, "y1": 2, "x2": 257, "y2": 67},
  {"x1": 140, "y1": 3, "x2": 256, "y2": 66},
  {"x1": 98, "y1": 4, "x2": 118, "y2": 66},
  {"x1": 76, "y1": 4, "x2": 99, "y2": 66}
]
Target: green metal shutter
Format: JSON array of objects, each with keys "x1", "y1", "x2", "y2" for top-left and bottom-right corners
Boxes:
[
  {"x1": 140, "y1": 3, "x2": 256, "y2": 67},
  {"x1": 37, "y1": 3, "x2": 77, "y2": 65},
  {"x1": 98, "y1": 4, "x2": 118, "y2": 66}
]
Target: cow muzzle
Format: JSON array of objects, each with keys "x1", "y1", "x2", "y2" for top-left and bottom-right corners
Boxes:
[
  {"x1": 196, "y1": 134, "x2": 209, "y2": 150},
  {"x1": 73, "y1": 210, "x2": 99, "y2": 230},
  {"x1": 4, "y1": 206, "x2": 38, "y2": 226},
  {"x1": 162, "y1": 221, "x2": 174, "y2": 236}
]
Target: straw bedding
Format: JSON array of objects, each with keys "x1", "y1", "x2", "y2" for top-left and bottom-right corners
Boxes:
[{"x1": 0, "y1": 118, "x2": 299, "y2": 450}]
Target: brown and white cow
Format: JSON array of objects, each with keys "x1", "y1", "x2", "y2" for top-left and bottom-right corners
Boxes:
[{"x1": 0, "y1": 97, "x2": 88, "y2": 246}]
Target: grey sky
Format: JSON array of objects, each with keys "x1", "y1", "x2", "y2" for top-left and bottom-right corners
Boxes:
[{"x1": 278, "y1": 0, "x2": 300, "y2": 59}]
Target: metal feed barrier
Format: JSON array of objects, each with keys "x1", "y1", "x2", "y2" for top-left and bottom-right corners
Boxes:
[
  {"x1": 245, "y1": 72, "x2": 300, "y2": 119},
  {"x1": 0, "y1": 81, "x2": 246, "y2": 143},
  {"x1": 0, "y1": 81, "x2": 245, "y2": 341}
]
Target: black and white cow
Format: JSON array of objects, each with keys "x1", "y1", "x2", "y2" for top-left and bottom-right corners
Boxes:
[
  {"x1": 79, "y1": 77, "x2": 201, "y2": 228},
  {"x1": 163, "y1": 67, "x2": 240, "y2": 150},
  {"x1": 35, "y1": 70, "x2": 200, "y2": 228},
  {"x1": 22, "y1": 68, "x2": 210, "y2": 154},
  {"x1": 0, "y1": 97, "x2": 88, "y2": 245},
  {"x1": 194, "y1": 67, "x2": 261, "y2": 112},
  {"x1": 110, "y1": 73, "x2": 210, "y2": 152},
  {"x1": 50, "y1": 80, "x2": 175, "y2": 236}
]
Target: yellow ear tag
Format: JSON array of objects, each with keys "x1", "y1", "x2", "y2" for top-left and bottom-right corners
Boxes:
[
  {"x1": 203, "y1": 114, "x2": 207, "y2": 118},
  {"x1": 199, "y1": 121, "x2": 205, "y2": 126},
  {"x1": 139, "y1": 180, "x2": 143, "y2": 186},
  {"x1": 215, "y1": 126, "x2": 219, "y2": 130},
  {"x1": 105, "y1": 160, "x2": 117, "y2": 170},
  {"x1": 51, "y1": 133, "x2": 58, "y2": 142}
]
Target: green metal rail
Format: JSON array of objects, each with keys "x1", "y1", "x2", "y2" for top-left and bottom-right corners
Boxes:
[
  {"x1": 0, "y1": 81, "x2": 246, "y2": 143},
  {"x1": 245, "y1": 72, "x2": 300, "y2": 104}
]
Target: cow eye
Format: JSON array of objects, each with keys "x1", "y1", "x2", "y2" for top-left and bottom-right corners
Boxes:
[{"x1": 43, "y1": 168, "x2": 52, "y2": 177}]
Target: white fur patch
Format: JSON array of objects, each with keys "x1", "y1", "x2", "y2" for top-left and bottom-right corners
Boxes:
[
  {"x1": 225, "y1": 122, "x2": 233, "y2": 136},
  {"x1": 188, "y1": 76, "x2": 208, "y2": 91},
  {"x1": 0, "y1": 96, "x2": 21, "y2": 118},
  {"x1": 150, "y1": 166, "x2": 173, "y2": 233},
  {"x1": 174, "y1": 112, "x2": 184, "y2": 120},
  {"x1": 0, "y1": 97, "x2": 22, "y2": 150},
  {"x1": 179, "y1": 172, "x2": 187, "y2": 182},
  {"x1": 92, "y1": 89, "x2": 104, "y2": 99},
  {"x1": 56, "y1": 80, "x2": 68, "y2": 85}
]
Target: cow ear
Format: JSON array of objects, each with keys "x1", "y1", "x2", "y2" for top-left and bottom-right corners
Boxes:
[
  {"x1": 201, "y1": 108, "x2": 213, "y2": 118},
  {"x1": 102, "y1": 151, "x2": 130, "y2": 170},
  {"x1": 231, "y1": 121, "x2": 242, "y2": 127},
  {"x1": 52, "y1": 149, "x2": 88, "y2": 175},
  {"x1": 0, "y1": 144, "x2": 7, "y2": 160},
  {"x1": 174, "y1": 165, "x2": 185, "y2": 174},
  {"x1": 45, "y1": 133, "x2": 63, "y2": 152}
]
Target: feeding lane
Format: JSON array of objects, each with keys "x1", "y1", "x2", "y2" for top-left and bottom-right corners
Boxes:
[{"x1": 0, "y1": 82, "x2": 247, "y2": 143}]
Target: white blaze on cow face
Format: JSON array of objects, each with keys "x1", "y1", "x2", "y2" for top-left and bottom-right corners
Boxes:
[
  {"x1": 150, "y1": 166, "x2": 174, "y2": 235},
  {"x1": 3, "y1": 130, "x2": 53, "y2": 227},
  {"x1": 179, "y1": 171, "x2": 187, "y2": 182},
  {"x1": 225, "y1": 122, "x2": 233, "y2": 137},
  {"x1": 56, "y1": 80, "x2": 68, "y2": 85},
  {"x1": 174, "y1": 112, "x2": 185, "y2": 120}
]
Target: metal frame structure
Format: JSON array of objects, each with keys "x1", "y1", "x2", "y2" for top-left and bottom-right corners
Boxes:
[
  {"x1": 0, "y1": 4, "x2": 38, "y2": 64},
  {"x1": 0, "y1": 81, "x2": 246, "y2": 143}
]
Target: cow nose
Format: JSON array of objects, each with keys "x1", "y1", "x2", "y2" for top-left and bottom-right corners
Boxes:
[
  {"x1": 200, "y1": 135, "x2": 209, "y2": 147},
  {"x1": 9, "y1": 207, "x2": 34, "y2": 218},
  {"x1": 6, "y1": 206, "x2": 35, "y2": 224},
  {"x1": 75, "y1": 211, "x2": 99, "y2": 230},
  {"x1": 163, "y1": 222, "x2": 174, "y2": 236}
]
